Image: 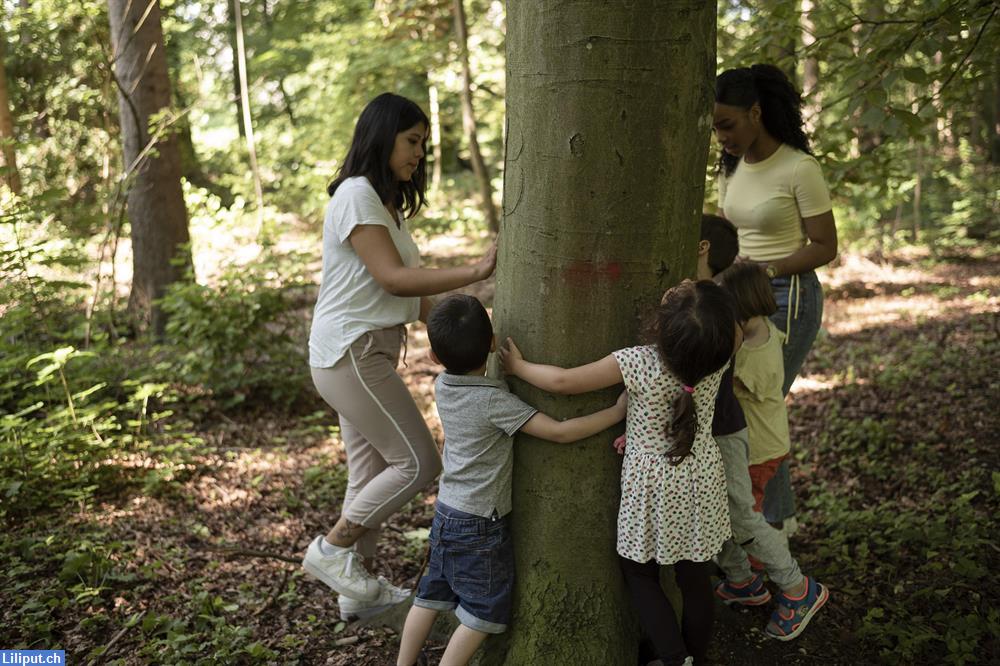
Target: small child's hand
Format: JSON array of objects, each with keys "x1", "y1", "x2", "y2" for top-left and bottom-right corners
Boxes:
[
  {"x1": 612, "y1": 433, "x2": 627, "y2": 455},
  {"x1": 498, "y1": 337, "x2": 523, "y2": 375}
]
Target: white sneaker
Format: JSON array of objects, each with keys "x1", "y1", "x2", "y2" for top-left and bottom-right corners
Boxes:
[
  {"x1": 301, "y1": 537, "x2": 380, "y2": 601},
  {"x1": 338, "y1": 576, "x2": 412, "y2": 621}
]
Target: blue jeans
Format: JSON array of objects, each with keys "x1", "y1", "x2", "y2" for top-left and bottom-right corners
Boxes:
[
  {"x1": 762, "y1": 271, "x2": 824, "y2": 524},
  {"x1": 413, "y1": 501, "x2": 514, "y2": 634}
]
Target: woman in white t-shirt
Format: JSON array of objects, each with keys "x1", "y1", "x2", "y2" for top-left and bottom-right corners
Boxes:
[
  {"x1": 301, "y1": 93, "x2": 497, "y2": 619},
  {"x1": 712, "y1": 65, "x2": 838, "y2": 527}
]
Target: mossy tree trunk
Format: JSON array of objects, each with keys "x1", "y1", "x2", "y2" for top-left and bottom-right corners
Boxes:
[
  {"x1": 489, "y1": 1, "x2": 716, "y2": 663},
  {"x1": 108, "y1": 0, "x2": 191, "y2": 336}
]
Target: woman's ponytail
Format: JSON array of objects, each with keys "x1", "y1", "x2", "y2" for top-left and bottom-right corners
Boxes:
[{"x1": 715, "y1": 64, "x2": 813, "y2": 177}]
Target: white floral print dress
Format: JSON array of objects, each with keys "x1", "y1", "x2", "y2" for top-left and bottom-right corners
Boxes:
[{"x1": 612, "y1": 345, "x2": 731, "y2": 565}]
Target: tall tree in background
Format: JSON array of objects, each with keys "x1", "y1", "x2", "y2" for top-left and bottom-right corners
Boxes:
[
  {"x1": 0, "y1": 23, "x2": 21, "y2": 194},
  {"x1": 490, "y1": 1, "x2": 716, "y2": 662},
  {"x1": 107, "y1": 0, "x2": 191, "y2": 336},
  {"x1": 453, "y1": 0, "x2": 499, "y2": 233},
  {"x1": 227, "y1": 0, "x2": 246, "y2": 138}
]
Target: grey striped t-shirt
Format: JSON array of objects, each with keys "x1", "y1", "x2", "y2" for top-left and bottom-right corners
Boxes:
[{"x1": 434, "y1": 373, "x2": 538, "y2": 519}]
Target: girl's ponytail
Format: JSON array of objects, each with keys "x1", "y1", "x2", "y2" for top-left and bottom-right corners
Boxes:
[
  {"x1": 666, "y1": 387, "x2": 698, "y2": 464},
  {"x1": 654, "y1": 281, "x2": 737, "y2": 465}
]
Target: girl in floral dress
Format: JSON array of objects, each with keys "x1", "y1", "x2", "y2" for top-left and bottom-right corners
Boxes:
[{"x1": 500, "y1": 280, "x2": 741, "y2": 666}]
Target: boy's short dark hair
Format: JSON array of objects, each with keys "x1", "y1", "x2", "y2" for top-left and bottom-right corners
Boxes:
[
  {"x1": 427, "y1": 294, "x2": 493, "y2": 375},
  {"x1": 700, "y1": 214, "x2": 739, "y2": 276},
  {"x1": 717, "y1": 261, "x2": 778, "y2": 321}
]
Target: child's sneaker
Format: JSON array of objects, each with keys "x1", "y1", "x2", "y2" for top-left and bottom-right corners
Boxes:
[
  {"x1": 765, "y1": 576, "x2": 829, "y2": 641},
  {"x1": 715, "y1": 574, "x2": 772, "y2": 606},
  {"x1": 302, "y1": 536, "x2": 380, "y2": 601},
  {"x1": 337, "y1": 576, "x2": 411, "y2": 621}
]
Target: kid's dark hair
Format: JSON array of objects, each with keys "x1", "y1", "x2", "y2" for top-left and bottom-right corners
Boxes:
[
  {"x1": 328, "y1": 92, "x2": 429, "y2": 221},
  {"x1": 427, "y1": 294, "x2": 493, "y2": 375},
  {"x1": 715, "y1": 64, "x2": 812, "y2": 177},
  {"x1": 700, "y1": 214, "x2": 739, "y2": 276},
  {"x1": 717, "y1": 262, "x2": 778, "y2": 321},
  {"x1": 652, "y1": 281, "x2": 736, "y2": 464}
]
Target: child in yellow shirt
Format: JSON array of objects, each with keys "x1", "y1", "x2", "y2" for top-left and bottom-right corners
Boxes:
[{"x1": 714, "y1": 261, "x2": 828, "y2": 641}]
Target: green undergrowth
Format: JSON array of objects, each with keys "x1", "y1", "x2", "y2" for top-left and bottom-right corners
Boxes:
[{"x1": 798, "y1": 310, "x2": 999, "y2": 664}]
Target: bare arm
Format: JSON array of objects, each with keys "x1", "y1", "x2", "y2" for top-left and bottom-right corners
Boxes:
[
  {"x1": 419, "y1": 297, "x2": 434, "y2": 323},
  {"x1": 499, "y1": 338, "x2": 624, "y2": 394},
  {"x1": 350, "y1": 224, "x2": 497, "y2": 297},
  {"x1": 767, "y1": 211, "x2": 838, "y2": 277},
  {"x1": 520, "y1": 392, "x2": 627, "y2": 444}
]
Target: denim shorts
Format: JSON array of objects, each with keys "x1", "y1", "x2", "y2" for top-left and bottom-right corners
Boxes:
[{"x1": 413, "y1": 501, "x2": 514, "y2": 634}]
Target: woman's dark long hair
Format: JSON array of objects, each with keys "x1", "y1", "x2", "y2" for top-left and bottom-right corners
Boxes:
[
  {"x1": 652, "y1": 281, "x2": 736, "y2": 465},
  {"x1": 327, "y1": 93, "x2": 429, "y2": 221},
  {"x1": 715, "y1": 64, "x2": 812, "y2": 177}
]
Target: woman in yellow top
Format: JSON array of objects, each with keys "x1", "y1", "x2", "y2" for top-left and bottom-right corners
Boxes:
[{"x1": 712, "y1": 64, "x2": 838, "y2": 527}]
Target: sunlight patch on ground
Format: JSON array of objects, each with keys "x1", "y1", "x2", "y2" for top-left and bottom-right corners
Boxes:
[
  {"x1": 413, "y1": 228, "x2": 491, "y2": 258},
  {"x1": 823, "y1": 293, "x2": 997, "y2": 335},
  {"x1": 789, "y1": 375, "x2": 842, "y2": 396},
  {"x1": 820, "y1": 252, "x2": 937, "y2": 289}
]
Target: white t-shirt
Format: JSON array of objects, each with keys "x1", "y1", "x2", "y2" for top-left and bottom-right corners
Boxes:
[
  {"x1": 718, "y1": 144, "x2": 832, "y2": 263},
  {"x1": 309, "y1": 177, "x2": 421, "y2": 368}
]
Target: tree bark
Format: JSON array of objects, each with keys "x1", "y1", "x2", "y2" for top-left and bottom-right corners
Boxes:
[
  {"x1": 0, "y1": 25, "x2": 22, "y2": 194},
  {"x1": 228, "y1": 0, "x2": 246, "y2": 138},
  {"x1": 800, "y1": 0, "x2": 820, "y2": 132},
  {"x1": 108, "y1": 0, "x2": 191, "y2": 336},
  {"x1": 993, "y1": 64, "x2": 1000, "y2": 165},
  {"x1": 490, "y1": 1, "x2": 716, "y2": 663},
  {"x1": 429, "y1": 77, "x2": 443, "y2": 192},
  {"x1": 453, "y1": 0, "x2": 499, "y2": 233}
]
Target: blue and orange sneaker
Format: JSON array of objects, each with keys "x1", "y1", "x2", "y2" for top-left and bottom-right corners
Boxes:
[
  {"x1": 765, "y1": 576, "x2": 829, "y2": 641},
  {"x1": 714, "y1": 574, "x2": 772, "y2": 606}
]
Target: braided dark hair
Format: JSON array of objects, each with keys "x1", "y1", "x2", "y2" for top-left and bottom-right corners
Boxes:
[
  {"x1": 651, "y1": 281, "x2": 736, "y2": 465},
  {"x1": 715, "y1": 64, "x2": 812, "y2": 177}
]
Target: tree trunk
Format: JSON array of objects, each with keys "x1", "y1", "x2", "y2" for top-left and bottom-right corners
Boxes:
[
  {"x1": 991, "y1": 57, "x2": 1000, "y2": 165},
  {"x1": 429, "y1": 77, "x2": 443, "y2": 192},
  {"x1": 108, "y1": 0, "x2": 191, "y2": 336},
  {"x1": 912, "y1": 146, "x2": 922, "y2": 243},
  {"x1": 453, "y1": 0, "x2": 499, "y2": 233},
  {"x1": 231, "y1": 0, "x2": 265, "y2": 237},
  {"x1": 0, "y1": 26, "x2": 22, "y2": 194},
  {"x1": 800, "y1": 0, "x2": 820, "y2": 132},
  {"x1": 490, "y1": 1, "x2": 716, "y2": 663},
  {"x1": 228, "y1": 0, "x2": 246, "y2": 138}
]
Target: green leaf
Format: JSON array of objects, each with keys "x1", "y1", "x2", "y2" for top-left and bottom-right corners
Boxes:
[
  {"x1": 902, "y1": 67, "x2": 930, "y2": 84},
  {"x1": 860, "y1": 106, "x2": 885, "y2": 129}
]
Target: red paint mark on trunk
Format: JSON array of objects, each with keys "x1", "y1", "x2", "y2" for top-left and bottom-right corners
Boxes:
[{"x1": 562, "y1": 260, "x2": 623, "y2": 285}]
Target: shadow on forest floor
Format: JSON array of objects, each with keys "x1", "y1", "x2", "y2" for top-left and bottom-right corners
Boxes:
[{"x1": 1, "y1": 248, "x2": 997, "y2": 665}]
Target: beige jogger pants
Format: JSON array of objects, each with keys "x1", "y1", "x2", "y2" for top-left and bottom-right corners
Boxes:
[{"x1": 311, "y1": 326, "x2": 441, "y2": 560}]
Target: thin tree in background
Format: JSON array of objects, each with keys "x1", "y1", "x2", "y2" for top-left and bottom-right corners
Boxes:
[
  {"x1": 0, "y1": 24, "x2": 22, "y2": 194},
  {"x1": 227, "y1": 0, "x2": 246, "y2": 138},
  {"x1": 490, "y1": 1, "x2": 716, "y2": 662},
  {"x1": 232, "y1": 0, "x2": 265, "y2": 237},
  {"x1": 428, "y1": 76, "x2": 443, "y2": 192},
  {"x1": 107, "y1": 0, "x2": 191, "y2": 336},
  {"x1": 453, "y1": 0, "x2": 499, "y2": 233},
  {"x1": 800, "y1": 0, "x2": 820, "y2": 132}
]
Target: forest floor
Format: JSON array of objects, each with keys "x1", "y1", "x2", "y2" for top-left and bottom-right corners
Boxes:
[{"x1": 2, "y1": 243, "x2": 998, "y2": 665}]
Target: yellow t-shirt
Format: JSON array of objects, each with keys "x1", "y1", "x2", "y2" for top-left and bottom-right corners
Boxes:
[
  {"x1": 719, "y1": 144, "x2": 832, "y2": 263},
  {"x1": 733, "y1": 319, "x2": 791, "y2": 464}
]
